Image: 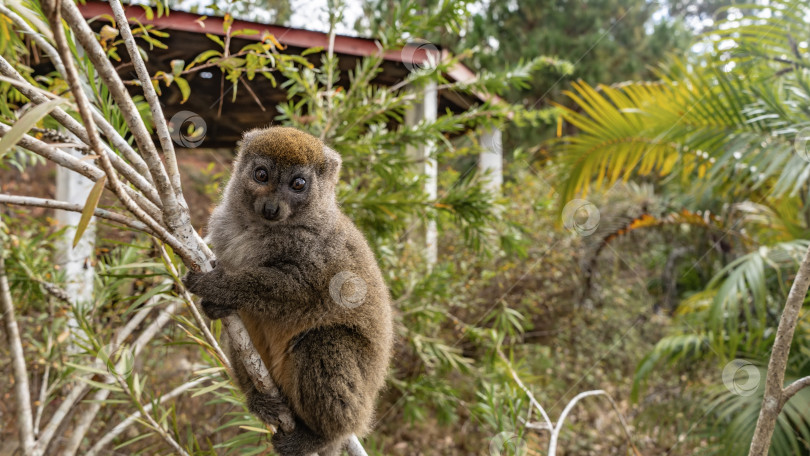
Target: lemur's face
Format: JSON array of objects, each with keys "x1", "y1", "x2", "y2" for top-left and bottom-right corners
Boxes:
[
  {"x1": 232, "y1": 126, "x2": 341, "y2": 226},
  {"x1": 240, "y1": 155, "x2": 321, "y2": 224}
]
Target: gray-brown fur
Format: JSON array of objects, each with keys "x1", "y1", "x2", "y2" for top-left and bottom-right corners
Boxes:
[{"x1": 183, "y1": 127, "x2": 393, "y2": 456}]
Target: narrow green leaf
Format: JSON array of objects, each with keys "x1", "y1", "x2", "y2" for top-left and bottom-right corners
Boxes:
[
  {"x1": 76, "y1": 377, "x2": 123, "y2": 392},
  {"x1": 64, "y1": 361, "x2": 109, "y2": 376},
  {"x1": 206, "y1": 33, "x2": 225, "y2": 48},
  {"x1": 170, "y1": 59, "x2": 185, "y2": 76},
  {"x1": 139, "y1": 4, "x2": 154, "y2": 20},
  {"x1": 175, "y1": 77, "x2": 191, "y2": 104},
  {"x1": 0, "y1": 97, "x2": 65, "y2": 158},
  {"x1": 231, "y1": 28, "x2": 259, "y2": 36},
  {"x1": 72, "y1": 176, "x2": 106, "y2": 248}
]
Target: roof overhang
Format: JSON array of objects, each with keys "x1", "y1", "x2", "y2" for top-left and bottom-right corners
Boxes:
[{"x1": 76, "y1": 1, "x2": 501, "y2": 147}]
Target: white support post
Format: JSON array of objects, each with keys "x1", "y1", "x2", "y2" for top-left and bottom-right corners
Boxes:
[
  {"x1": 55, "y1": 148, "x2": 95, "y2": 325},
  {"x1": 479, "y1": 127, "x2": 503, "y2": 194},
  {"x1": 405, "y1": 81, "x2": 439, "y2": 265}
]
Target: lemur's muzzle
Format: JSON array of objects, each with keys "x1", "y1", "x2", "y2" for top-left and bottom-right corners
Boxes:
[{"x1": 262, "y1": 201, "x2": 281, "y2": 220}]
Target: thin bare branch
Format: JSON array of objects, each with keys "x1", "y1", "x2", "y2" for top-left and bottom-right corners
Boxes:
[
  {"x1": 0, "y1": 194, "x2": 154, "y2": 234},
  {"x1": 0, "y1": 121, "x2": 103, "y2": 179},
  {"x1": 60, "y1": 1, "x2": 195, "y2": 247},
  {"x1": 109, "y1": 0, "x2": 184, "y2": 201},
  {"x1": 0, "y1": 56, "x2": 160, "y2": 206},
  {"x1": 33, "y1": 299, "x2": 55, "y2": 436},
  {"x1": 782, "y1": 375, "x2": 810, "y2": 405},
  {"x1": 1, "y1": 243, "x2": 35, "y2": 455},
  {"x1": 497, "y1": 349, "x2": 553, "y2": 429},
  {"x1": 158, "y1": 244, "x2": 230, "y2": 369},
  {"x1": 346, "y1": 436, "x2": 369, "y2": 456},
  {"x1": 548, "y1": 390, "x2": 637, "y2": 456},
  {"x1": 749, "y1": 243, "x2": 810, "y2": 455}
]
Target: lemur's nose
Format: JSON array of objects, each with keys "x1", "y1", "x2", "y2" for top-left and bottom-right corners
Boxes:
[{"x1": 262, "y1": 201, "x2": 281, "y2": 220}]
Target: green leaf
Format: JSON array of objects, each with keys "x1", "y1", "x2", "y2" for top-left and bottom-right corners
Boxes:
[
  {"x1": 192, "y1": 379, "x2": 231, "y2": 397},
  {"x1": 175, "y1": 77, "x2": 191, "y2": 104},
  {"x1": 0, "y1": 97, "x2": 65, "y2": 158},
  {"x1": 76, "y1": 376, "x2": 123, "y2": 392},
  {"x1": 301, "y1": 47, "x2": 324, "y2": 56},
  {"x1": 64, "y1": 361, "x2": 109, "y2": 376},
  {"x1": 232, "y1": 28, "x2": 259, "y2": 36},
  {"x1": 190, "y1": 50, "x2": 222, "y2": 66},
  {"x1": 73, "y1": 176, "x2": 106, "y2": 248},
  {"x1": 139, "y1": 4, "x2": 154, "y2": 20},
  {"x1": 205, "y1": 33, "x2": 225, "y2": 48},
  {"x1": 170, "y1": 59, "x2": 185, "y2": 76}
]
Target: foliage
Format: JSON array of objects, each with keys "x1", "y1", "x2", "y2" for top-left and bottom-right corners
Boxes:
[{"x1": 553, "y1": 0, "x2": 810, "y2": 452}]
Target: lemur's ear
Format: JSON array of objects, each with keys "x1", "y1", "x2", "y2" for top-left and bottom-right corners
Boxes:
[{"x1": 321, "y1": 146, "x2": 342, "y2": 184}]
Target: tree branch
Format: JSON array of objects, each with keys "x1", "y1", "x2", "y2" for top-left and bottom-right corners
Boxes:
[
  {"x1": 109, "y1": 0, "x2": 184, "y2": 201},
  {"x1": 60, "y1": 1, "x2": 193, "y2": 243},
  {"x1": 497, "y1": 349, "x2": 553, "y2": 429},
  {"x1": 0, "y1": 56, "x2": 160, "y2": 206},
  {"x1": 1, "y1": 242, "x2": 35, "y2": 455},
  {"x1": 0, "y1": 194, "x2": 154, "y2": 234},
  {"x1": 157, "y1": 244, "x2": 230, "y2": 369},
  {"x1": 782, "y1": 375, "x2": 810, "y2": 405},
  {"x1": 748, "y1": 244, "x2": 810, "y2": 455}
]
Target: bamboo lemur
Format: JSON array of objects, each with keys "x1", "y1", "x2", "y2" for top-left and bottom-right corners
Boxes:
[{"x1": 183, "y1": 127, "x2": 393, "y2": 456}]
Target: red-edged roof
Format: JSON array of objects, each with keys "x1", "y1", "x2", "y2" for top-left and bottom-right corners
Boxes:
[
  {"x1": 75, "y1": 1, "x2": 500, "y2": 146},
  {"x1": 78, "y1": 1, "x2": 491, "y2": 99}
]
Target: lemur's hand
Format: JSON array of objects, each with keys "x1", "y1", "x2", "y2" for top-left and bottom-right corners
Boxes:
[{"x1": 182, "y1": 268, "x2": 238, "y2": 319}]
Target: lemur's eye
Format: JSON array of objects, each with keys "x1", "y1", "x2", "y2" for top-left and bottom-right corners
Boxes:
[
  {"x1": 253, "y1": 167, "x2": 269, "y2": 183},
  {"x1": 290, "y1": 177, "x2": 307, "y2": 192}
]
